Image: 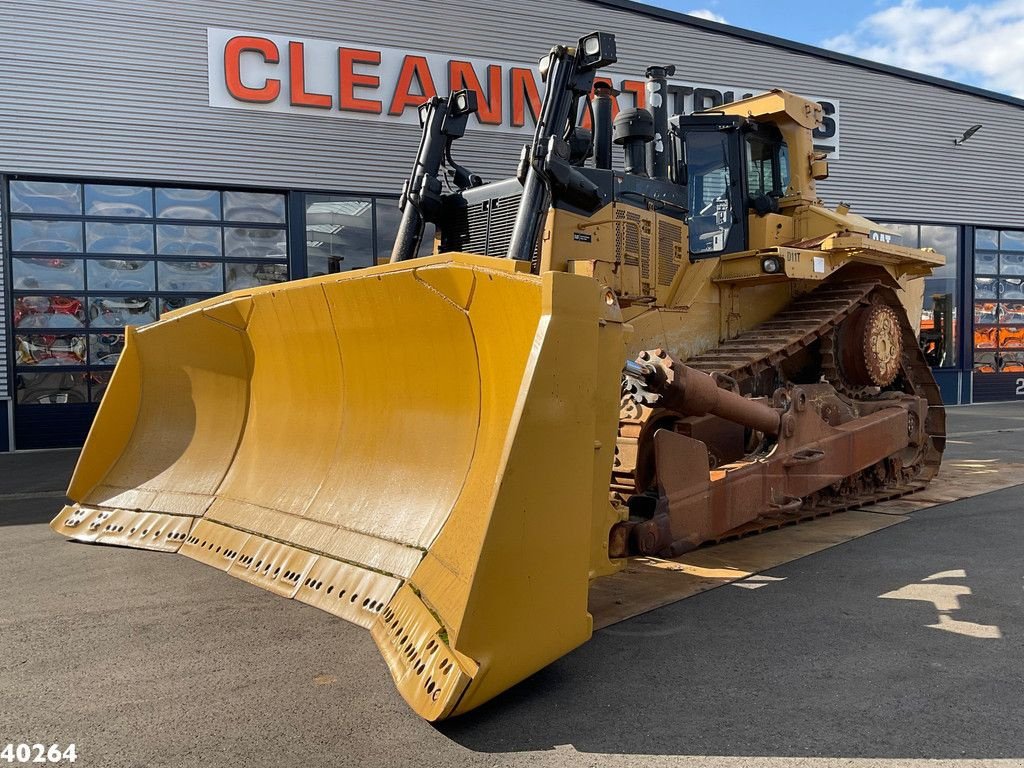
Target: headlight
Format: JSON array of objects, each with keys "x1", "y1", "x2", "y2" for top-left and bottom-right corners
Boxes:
[{"x1": 761, "y1": 256, "x2": 784, "y2": 274}]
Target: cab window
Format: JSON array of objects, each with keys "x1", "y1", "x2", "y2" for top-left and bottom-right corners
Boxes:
[{"x1": 685, "y1": 131, "x2": 734, "y2": 256}]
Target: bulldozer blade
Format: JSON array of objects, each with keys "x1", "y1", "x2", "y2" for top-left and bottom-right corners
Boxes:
[{"x1": 51, "y1": 252, "x2": 625, "y2": 721}]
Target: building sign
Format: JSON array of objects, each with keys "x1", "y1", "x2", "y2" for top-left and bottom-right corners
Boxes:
[{"x1": 207, "y1": 28, "x2": 840, "y2": 154}]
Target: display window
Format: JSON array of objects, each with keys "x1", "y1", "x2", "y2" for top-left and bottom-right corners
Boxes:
[
  {"x1": 878, "y1": 222, "x2": 959, "y2": 368},
  {"x1": 7, "y1": 178, "x2": 289, "y2": 405},
  {"x1": 973, "y1": 228, "x2": 1024, "y2": 373}
]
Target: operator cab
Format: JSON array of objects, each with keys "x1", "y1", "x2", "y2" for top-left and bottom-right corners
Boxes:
[{"x1": 673, "y1": 114, "x2": 790, "y2": 260}]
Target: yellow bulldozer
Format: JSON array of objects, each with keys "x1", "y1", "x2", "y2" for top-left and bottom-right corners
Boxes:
[{"x1": 52, "y1": 32, "x2": 945, "y2": 721}]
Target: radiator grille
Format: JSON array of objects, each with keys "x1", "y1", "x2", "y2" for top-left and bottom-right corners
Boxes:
[
  {"x1": 442, "y1": 193, "x2": 522, "y2": 257},
  {"x1": 657, "y1": 220, "x2": 684, "y2": 287}
]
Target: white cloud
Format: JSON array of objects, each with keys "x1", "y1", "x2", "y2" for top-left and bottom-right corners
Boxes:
[
  {"x1": 823, "y1": 0, "x2": 1024, "y2": 97},
  {"x1": 686, "y1": 8, "x2": 729, "y2": 23}
]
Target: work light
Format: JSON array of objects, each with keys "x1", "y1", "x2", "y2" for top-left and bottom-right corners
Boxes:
[{"x1": 577, "y1": 31, "x2": 617, "y2": 70}]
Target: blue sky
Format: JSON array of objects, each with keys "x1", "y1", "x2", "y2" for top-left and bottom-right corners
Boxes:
[{"x1": 652, "y1": 0, "x2": 1024, "y2": 97}]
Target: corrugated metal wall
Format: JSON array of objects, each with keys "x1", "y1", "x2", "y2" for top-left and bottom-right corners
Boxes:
[{"x1": 0, "y1": 0, "x2": 1019, "y2": 225}]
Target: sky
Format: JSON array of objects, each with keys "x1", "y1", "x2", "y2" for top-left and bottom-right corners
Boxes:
[{"x1": 653, "y1": 0, "x2": 1024, "y2": 98}]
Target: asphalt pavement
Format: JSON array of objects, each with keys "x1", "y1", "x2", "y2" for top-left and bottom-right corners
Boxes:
[{"x1": 2, "y1": 404, "x2": 1023, "y2": 768}]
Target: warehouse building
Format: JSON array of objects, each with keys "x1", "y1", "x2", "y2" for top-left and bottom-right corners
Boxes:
[{"x1": 2, "y1": 0, "x2": 1022, "y2": 450}]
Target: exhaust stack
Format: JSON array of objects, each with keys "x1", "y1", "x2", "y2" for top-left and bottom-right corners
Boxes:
[{"x1": 592, "y1": 81, "x2": 619, "y2": 170}]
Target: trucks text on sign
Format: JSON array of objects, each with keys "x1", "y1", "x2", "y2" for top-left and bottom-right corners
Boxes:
[{"x1": 207, "y1": 28, "x2": 840, "y2": 154}]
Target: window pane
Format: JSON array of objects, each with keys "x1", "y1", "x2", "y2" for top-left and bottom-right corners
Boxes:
[
  {"x1": 158, "y1": 261, "x2": 224, "y2": 292},
  {"x1": 223, "y1": 191, "x2": 286, "y2": 223},
  {"x1": 881, "y1": 223, "x2": 917, "y2": 247},
  {"x1": 975, "y1": 250, "x2": 999, "y2": 275},
  {"x1": 85, "y1": 184, "x2": 153, "y2": 217},
  {"x1": 157, "y1": 224, "x2": 222, "y2": 257},
  {"x1": 224, "y1": 227, "x2": 286, "y2": 259},
  {"x1": 974, "y1": 301, "x2": 998, "y2": 324},
  {"x1": 305, "y1": 195, "x2": 373, "y2": 276},
  {"x1": 999, "y1": 327, "x2": 1024, "y2": 348},
  {"x1": 921, "y1": 282, "x2": 956, "y2": 367},
  {"x1": 159, "y1": 296, "x2": 206, "y2": 314},
  {"x1": 17, "y1": 372, "x2": 89, "y2": 404},
  {"x1": 14, "y1": 295, "x2": 86, "y2": 329},
  {"x1": 12, "y1": 258, "x2": 85, "y2": 291},
  {"x1": 375, "y1": 198, "x2": 402, "y2": 260},
  {"x1": 1001, "y1": 230, "x2": 1024, "y2": 252},
  {"x1": 919, "y1": 225, "x2": 957, "y2": 275},
  {"x1": 90, "y1": 332, "x2": 125, "y2": 365},
  {"x1": 1001, "y1": 251, "x2": 1024, "y2": 275},
  {"x1": 90, "y1": 372, "x2": 113, "y2": 403},
  {"x1": 976, "y1": 229, "x2": 999, "y2": 250},
  {"x1": 1001, "y1": 301, "x2": 1024, "y2": 324},
  {"x1": 974, "y1": 326, "x2": 997, "y2": 348},
  {"x1": 15, "y1": 334, "x2": 88, "y2": 366},
  {"x1": 87, "y1": 259, "x2": 156, "y2": 291},
  {"x1": 11, "y1": 219, "x2": 83, "y2": 253},
  {"x1": 226, "y1": 262, "x2": 287, "y2": 290},
  {"x1": 999, "y1": 278, "x2": 1024, "y2": 299},
  {"x1": 86, "y1": 221, "x2": 154, "y2": 254},
  {"x1": 88, "y1": 296, "x2": 157, "y2": 328},
  {"x1": 974, "y1": 350, "x2": 997, "y2": 372},
  {"x1": 998, "y1": 351, "x2": 1024, "y2": 372},
  {"x1": 156, "y1": 188, "x2": 221, "y2": 220},
  {"x1": 974, "y1": 278, "x2": 997, "y2": 299},
  {"x1": 9, "y1": 181, "x2": 82, "y2": 215}
]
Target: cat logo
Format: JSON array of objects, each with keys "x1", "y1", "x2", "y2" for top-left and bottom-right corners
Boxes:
[
  {"x1": 573, "y1": 232, "x2": 593, "y2": 243},
  {"x1": 870, "y1": 230, "x2": 901, "y2": 245}
]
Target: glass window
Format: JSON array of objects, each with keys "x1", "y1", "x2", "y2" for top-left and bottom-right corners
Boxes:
[
  {"x1": 226, "y1": 262, "x2": 288, "y2": 290},
  {"x1": 224, "y1": 227, "x2": 287, "y2": 259},
  {"x1": 87, "y1": 259, "x2": 156, "y2": 292},
  {"x1": 8, "y1": 177, "x2": 290, "y2": 407},
  {"x1": 158, "y1": 261, "x2": 224, "y2": 293},
  {"x1": 88, "y1": 296, "x2": 157, "y2": 328},
  {"x1": 975, "y1": 229, "x2": 999, "y2": 250},
  {"x1": 881, "y1": 222, "x2": 959, "y2": 368},
  {"x1": 685, "y1": 132, "x2": 733, "y2": 257},
  {"x1": 86, "y1": 221, "x2": 154, "y2": 254},
  {"x1": 89, "y1": 372, "x2": 113, "y2": 403},
  {"x1": 375, "y1": 198, "x2": 401, "y2": 261},
  {"x1": 85, "y1": 185, "x2": 153, "y2": 217},
  {"x1": 17, "y1": 372, "x2": 90, "y2": 404},
  {"x1": 12, "y1": 258, "x2": 85, "y2": 291},
  {"x1": 15, "y1": 334, "x2": 88, "y2": 366},
  {"x1": 223, "y1": 191, "x2": 286, "y2": 223},
  {"x1": 1002, "y1": 230, "x2": 1024, "y2": 252},
  {"x1": 89, "y1": 333, "x2": 125, "y2": 365},
  {"x1": 971, "y1": 228, "x2": 1024, "y2": 372},
  {"x1": 885, "y1": 222, "x2": 918, "y2": 246},
  {"x1": 12, "y1": 219, "x2": 83, "y2": 252},
  {"x1": 9, "y1": 181, "x2": 82, "y2": 215},
  {"x1": 156, "y1": 188, "x2": 221, "y2": 220},
  {"x1": 14, "y1": 295, "x2": 86, "y2": 329},
  {"x1": 1001, "y1": 251, "x2": 1024, "y2": 275},
  {"x1": 745, "y1": 137, "x2": 776, "y2": 198},
  {"x1": 305, "y1": 195, "x2": 374, "y2": 276},
  {"x1": 157, "y1": 224, "x2": 222, "y2": 257},
  {"x1": 159, "y1": 296, "x2": 204, "y2": 314},
  {"x1": 975, "y1": 250, "x2": 999, "y2": 275}
]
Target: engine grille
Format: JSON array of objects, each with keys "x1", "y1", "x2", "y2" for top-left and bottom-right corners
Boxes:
[{"x1": 441, "y1": 193, "x2": 523, "y2": 257}]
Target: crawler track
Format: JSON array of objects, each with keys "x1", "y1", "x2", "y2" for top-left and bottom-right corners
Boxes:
[{"x1": 612, "y1": 275, "x2": 946, "y2": 534}]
